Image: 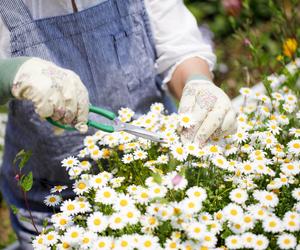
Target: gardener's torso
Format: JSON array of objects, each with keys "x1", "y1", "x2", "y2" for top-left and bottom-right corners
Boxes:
[{"x1": 0, "y1": 0, "x2": 173, "y2": 211}]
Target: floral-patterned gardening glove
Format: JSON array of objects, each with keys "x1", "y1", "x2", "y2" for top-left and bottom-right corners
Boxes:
[
  {"x1": 11, "y1": 57, "x2": 89, "y2": 133},
  {"x1": 178, "y1": 76, "x2": 238, "y2": 146}
]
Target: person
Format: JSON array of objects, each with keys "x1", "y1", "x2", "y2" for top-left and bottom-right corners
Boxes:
[{"x1": 0, "y1": 0, "x2": 237, "y2": 248}]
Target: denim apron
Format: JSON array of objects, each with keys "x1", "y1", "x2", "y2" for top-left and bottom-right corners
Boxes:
[{"x1": 0, "y1": 0, "x2": 175, "y2": 248}]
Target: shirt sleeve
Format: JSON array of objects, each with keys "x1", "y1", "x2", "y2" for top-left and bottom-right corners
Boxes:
[{"x1": 144, "y1": 0, "x2": 216, "y2": 84}]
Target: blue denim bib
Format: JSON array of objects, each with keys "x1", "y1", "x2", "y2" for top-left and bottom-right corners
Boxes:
[{"x1": 0, "y1": 0, "x2": 175, "y2": 211}]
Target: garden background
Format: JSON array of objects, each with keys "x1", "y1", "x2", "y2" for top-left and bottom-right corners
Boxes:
[{"x1": 0, "y1": 0, "x2": 299, "y2": 248}]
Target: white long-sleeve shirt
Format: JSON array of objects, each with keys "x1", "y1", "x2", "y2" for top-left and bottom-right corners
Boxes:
[{"x1": 0, "y1": 0, "x2": 216, "y2": 83}]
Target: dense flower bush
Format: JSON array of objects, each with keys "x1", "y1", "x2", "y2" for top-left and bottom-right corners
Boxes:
[{"x1": 33, "y1": 62, "x2": 300, "y2": 250}]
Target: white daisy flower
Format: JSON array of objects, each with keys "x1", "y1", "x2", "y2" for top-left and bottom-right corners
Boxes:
[
  {"x1": 292, "y1": 187, "x2": 300, "y2": 201},
  {"x1": 80, "y1": 231, "x2": 97, "y2": 249},
  {"x1": 241, "y1": 143, "x2": 254, "y2": 153},
  {"x1": 253, "y1": 190, "x2": 279, "y2": 207},
  {"x1": 50, "y1": 185, "x2": 68, "y2": 193},
  {"x1": 281, "y1": 161, "x2": 300, "y2": 176},
  {"x1": 138, "y1": 235, "x2": 160, "y2": 250},
  {"x1": 149, "y1": 184, "x2": 168, "y2": 198},
  {"x1": 178, "y1": 113, "x2": 195, "y2": 128},
  {"x1": 113, "y1": 194, "x2": 135, "y2": 211},
  {"x1": 93, "y1": 236, "x2": 113, "y2": 250},
  {"x1": 267, "y1": 121, "x2": 282, "y2": 135},
  {"x1": 164, "y1": 238, "x2": 181, "y2": 250},
  {"x1": 157, "y1": 205, "x2": 173, "y2": 221},
  {"x1": 171, "y1": 144, "x2": 188, "y2": 161},
  {"x1": 283, "y1": 211, "x2": 300, "y2": 232},
  {"x1": 225, "y1": 235, "x2": 243, "y2": 249},
  {"x1": 32, "y1": 235, "x2": 46, "y2": 249},
  {"x1": 253, "y1": 234, "x2": 269, "y2": 250},
  {"x1": 44, "y1": 195, "x2": 61, "y2": 207},
  {"x1": 230, "y1": 222, "x2": 247, "y2": 234},
  {"x1": 73, "y1": 179, "x2": 90, "y2": 195},
  {"x1": 109, "y1": 213, "x2": 126, "y2": 230},
  {"x1": 95, "y1": 187, "x2": 117, "y2": 205},
  {"x1": 133, "y1": 150, "x2": 148, "y2": 160},
  {"x1": 207, "y1": 220, "x2": 222, "y2": 234},
  {"x1": 51, "y1": 213, "x2": 73, "y2": 230},
  {"x1": 241, "y1": 232, "x2": 256, "y2": 249},
  {"x1": 60, "y1": 199, "x2": 79, "y2": 215},
  {"x1": 223, "y1": 203, "x2": 244, "y2": 223},
  {"x1": 141, "y1": 214, "x2": 159, "y2": 229},
  {"x1": 289, "y1": 128, "x2": 300, "y2": 138},
  {"x1": 77, "y1": 200, "x2": 92, "y2": 213},
  {"x1": 248, "y1": 205, "x2": 268, "y2": 220},
  {"x1": 181, "y1": 198, "x2": 202, "y2": 215},
  {"x1": 90, "y1": 174, "x2": 108, "y2": 189},
  {"x1": 288, "y1": 139, "x2": 300, "y2": 154},
  {"x1": 79, "y1": 160, "x2": 92, "y2": 171},
  {"x1": 185, "y1": 221, "x2": 206, "y2": 240},
  {"x1": 64, "y1": 225, "x2": 84, "y2": 244},
  {"x1": 186, "y1": 186, "x2": 207, "y2": 202},
  {"x1": 240, "y1": 87, "x2": 252, "y2": 96},
  {"x1": 61, "y1": 156, "x2": 79, "y2": 169},
  {"x1": 229, "y1": 188, "x2": 248, "y2": 204},
  {"x1": 156, "y1": 154, "x2": 169, "y2": 164},
  {"x1": 134, "y1": 187, "x2": 150, "y2": 204},
  {"x1": 122, "y1": 207, "x2": 140, "y2": 225},
  {"x1": 122, "y1": 153, "x2": 134, "y2": 164},
  {"x1": 241, "y1": 213, "x2": 255, "y2": 230},
  {"x1": 87, "y1": 212, "x2": 108, "y2": 233},
  {"x1": 68, "y1": 166, "x2": 83, "y2": 178},
  {"x1": 44, "y1": 231, "x2": 59, "y2": 246},
  {"x1": 277, "y1": 233, "x2": 297, "y2": 249},
  {"x1": 114, "y1": 235, "x2": 135, "y2": 250},
  {"x1": 185, "y1": 143, "x2": 199, "y2": 156},
  {"x1": 150, "y1": 102, "x2": 164, "y2": 114},
  {"x1": 262, "y1": 216, "x2": 283, "y2": 233}
]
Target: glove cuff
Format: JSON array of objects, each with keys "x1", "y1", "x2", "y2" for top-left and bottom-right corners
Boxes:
[
  {"x1": 0, "y1": 57, "x2": 32, "y2": 104},
  {"x1": 186, "y1": 74, "x2": 213, "y2": 86}
]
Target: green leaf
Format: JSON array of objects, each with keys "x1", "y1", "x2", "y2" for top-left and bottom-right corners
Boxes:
[
  {"x1": 10, "y1": 205, "x2": 19, "y2": 215},
  {"x1": 20, "y1": 171, "x2": 33, "y2": 192},
  {"x1": 13, "y1": 150, "x2": 32, "y2": 170},
  {"x1": 151, "y1": 172, "x2": 162, "y2": 185},
  {"x1": 221, "y1": 227, "x2": 233, "y2": 239}
]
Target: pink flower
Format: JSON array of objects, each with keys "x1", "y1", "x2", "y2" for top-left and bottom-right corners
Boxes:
[
  {"x1": 172, "y1": 174, "x2": 183, "y2": 186},
  {"x1": 222, "y1": 0, "x2": 242, "y2": 16}
]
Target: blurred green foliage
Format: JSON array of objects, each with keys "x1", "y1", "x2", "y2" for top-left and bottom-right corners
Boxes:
[{"x1": 185, "y1": 0, "x2": 300, "y2": 96}]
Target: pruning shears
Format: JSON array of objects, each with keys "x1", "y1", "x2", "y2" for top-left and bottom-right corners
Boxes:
[{"x1": 46, "y1": 105, "x2": 166, "y2": 143}]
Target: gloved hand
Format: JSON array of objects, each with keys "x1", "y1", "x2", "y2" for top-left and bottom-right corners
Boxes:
[
  {"x1": 178, "y1": 77, "x2": 237, "y2": 146},
  {"x1": 11, "y1": 58, "x2": 89, "y2": 133}
]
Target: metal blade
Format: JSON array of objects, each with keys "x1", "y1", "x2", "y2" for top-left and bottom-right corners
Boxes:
[{"x1": 113, "y1": 119, "x2": 166, "y2": 143}]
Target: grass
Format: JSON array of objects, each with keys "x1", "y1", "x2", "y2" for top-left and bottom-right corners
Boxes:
[{"x1": 0, "y1": 198, "x2": 17, "y2": 249}]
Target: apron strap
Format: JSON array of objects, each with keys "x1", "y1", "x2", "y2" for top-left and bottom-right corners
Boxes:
[{"x1": 0, "y1": 0, "x2": 33, "y2": 31}]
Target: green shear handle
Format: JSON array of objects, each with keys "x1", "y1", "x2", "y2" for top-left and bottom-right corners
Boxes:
[{"x1": 46, "y1": 105, "x2": 116, "y2": 133}]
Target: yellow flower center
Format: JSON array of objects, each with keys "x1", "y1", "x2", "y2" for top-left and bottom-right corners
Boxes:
[
  {"x1": 120, "y1": 200, "x2": 128, "y2": 206},
  {"x1": 144, "y1": 240, "x2": 152, "y2": 247},
  {"x1": 94, "y1": 218, "x2": 101, "y2": 225},
  {"x1": 78, "y1": 182, "x2": 86, "y2": 190},
  {"x1": 121, "y1": 241, "x2": 128, "y2": 247},
  {"x1": 265, "y1": 194, "x2": 273, "y2": 201},
  {"x1": 230, "y1": 209, "x2": 238, "y2": 216},
  {"x1": 103, "y1": 191, "x2": 111, "y2": 198},
  {"x1": 67, "y1": 204, "x2": 75, "y2": 211},
  {"x1": 71, "y1": 232, "x2": 78, "y2": 238},
  {"x1": 49, "y1": 197, "x2": 57, "y2": 203}
]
